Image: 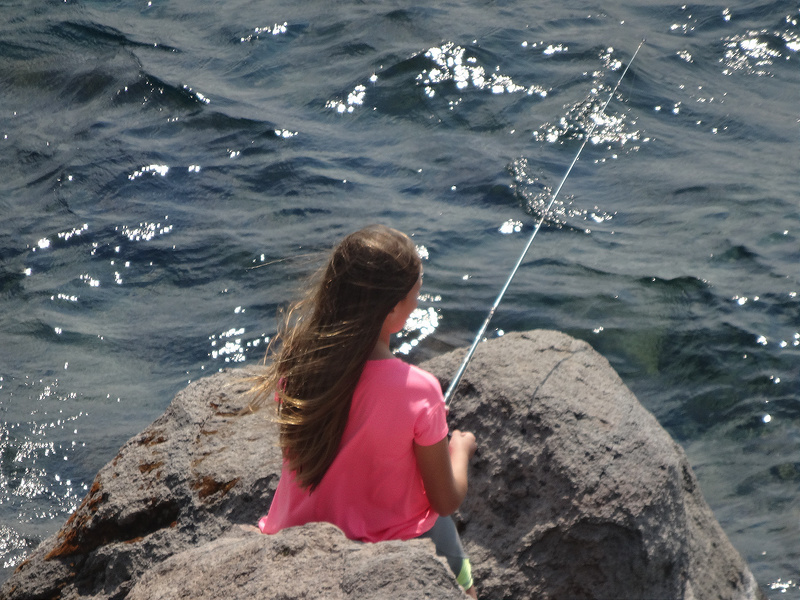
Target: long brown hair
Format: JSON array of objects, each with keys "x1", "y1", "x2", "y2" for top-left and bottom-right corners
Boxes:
[{"x1": 252, "y1": 225, "x2": 422, "y2": 491}]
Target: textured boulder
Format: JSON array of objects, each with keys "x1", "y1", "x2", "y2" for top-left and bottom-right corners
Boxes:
[
  {"x1": 425, "y1": 330, "x2": 763, "y2": 599},
  {"x1": 0, "y1": 330, "x2": 762, "y2": 600},
  {"x1": 1, "y1": 371, "x2": 282, "y2": 600},
  {"x1": 126, "y1": 524, "x2": 463, "y2": 600}
]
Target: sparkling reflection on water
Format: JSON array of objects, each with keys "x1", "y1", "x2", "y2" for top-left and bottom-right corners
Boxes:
[{"x1": 0, "y1": 0, "x2": 798, "y2": 595}]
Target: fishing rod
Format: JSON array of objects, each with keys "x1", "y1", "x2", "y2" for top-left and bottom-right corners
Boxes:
[{"x1": 444, "y1": 39, "x2": 645, "y2": 409}]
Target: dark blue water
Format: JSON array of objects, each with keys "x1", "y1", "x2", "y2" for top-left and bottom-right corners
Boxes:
[{"x1": 1, "y1": 0, "x2": 798, "y2": 594}]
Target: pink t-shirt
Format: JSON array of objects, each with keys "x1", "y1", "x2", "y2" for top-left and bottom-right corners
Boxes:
[{"x1": 259, "y1": 358, "x2": 449, "y2": 542}]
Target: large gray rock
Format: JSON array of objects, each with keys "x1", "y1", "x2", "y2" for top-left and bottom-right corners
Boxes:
[
  {"x1": 126, "y1": 525, "x2": 463, "y2": 600},
  {"x1": 425, "y1": 330, "x2": 763, "y2": 600},
  {"x1": 1, "y1": 370, "x2": 281, "y2": 600},
  {"x1": 0, "y1": 330, "x2": 763, "y2": 600}
]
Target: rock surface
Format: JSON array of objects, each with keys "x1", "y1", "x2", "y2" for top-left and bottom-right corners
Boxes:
[
  {"x1": 425, "y1": 331, "x2": 763, "y2": 600},
  {"x1": 1, "y1": 330, "x2": 763, "y2": 600},
  {"x1": 126, "y1": 525, "x2": 463, "y2": 600}
]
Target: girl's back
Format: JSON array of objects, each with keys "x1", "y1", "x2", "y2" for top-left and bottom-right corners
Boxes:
[{"x1": 261, "y1": 358, "x2": 447, "y2": 542}]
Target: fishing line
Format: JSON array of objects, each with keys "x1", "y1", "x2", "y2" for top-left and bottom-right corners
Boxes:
[
  {"x1": 246, "y1": 253, "x2": 320, "y2": 270},
  {"x1": 444, "y1": 39, "x2": 645, "y2": 409}
]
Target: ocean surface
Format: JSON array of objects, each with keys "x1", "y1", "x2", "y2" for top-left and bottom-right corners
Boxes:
[{"x1": 1, "y1": 0, "x2": 797, "y2": 594}]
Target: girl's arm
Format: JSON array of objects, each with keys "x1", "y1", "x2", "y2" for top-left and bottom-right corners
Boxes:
[{"x1": 414, "y1": 430, "x2": 477, "y2": 516}]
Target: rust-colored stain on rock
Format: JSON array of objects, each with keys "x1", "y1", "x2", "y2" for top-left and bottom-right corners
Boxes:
[
  {"x1": 192, "y1": 476, "x2": 240, "y2": 500},
  {"x1": 44, "y1": 479, "x2": 105, "y2": 560},
  {"x1": 139, "y1": 461, "x2": 164, "y2": 474}
]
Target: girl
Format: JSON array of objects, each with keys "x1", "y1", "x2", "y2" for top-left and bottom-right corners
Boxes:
[{"x1": 252, "y1": 224, "x2": 478, "y2": 598}]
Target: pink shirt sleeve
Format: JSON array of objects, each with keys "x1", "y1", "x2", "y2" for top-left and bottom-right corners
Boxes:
[{"x1": 412, "y1": 373, "x2": 448, "y2": 447}]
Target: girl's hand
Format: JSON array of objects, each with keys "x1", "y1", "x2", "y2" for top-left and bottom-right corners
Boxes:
[{"x1": 449, "y1": 429, "x2": 477, "y2": 460}]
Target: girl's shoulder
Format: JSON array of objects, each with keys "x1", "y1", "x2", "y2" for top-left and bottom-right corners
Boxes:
[
  {"x1": 364, "y1": 359, "x2": 441, "y2": 393},
  {"x1": 365, "y1": 357, "x2": 431, "y2": 376},
  {"x1": 406, "y1": 362, "x2": 440, "y2": 386}
]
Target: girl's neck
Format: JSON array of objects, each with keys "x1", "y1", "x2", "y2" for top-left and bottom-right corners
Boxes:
[{"x1": 369, "y1": 337, "x2": 394, "y2": 360}]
